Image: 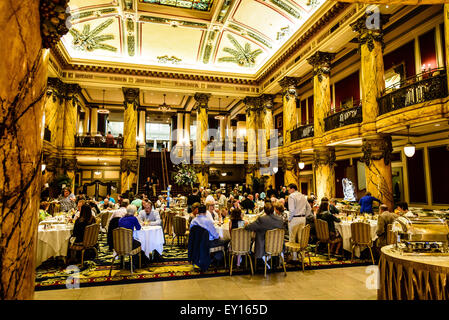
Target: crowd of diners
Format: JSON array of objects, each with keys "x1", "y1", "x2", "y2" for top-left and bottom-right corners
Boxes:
[{"x1": 38, "y1": 181, "x2": 417, "y2": 271}]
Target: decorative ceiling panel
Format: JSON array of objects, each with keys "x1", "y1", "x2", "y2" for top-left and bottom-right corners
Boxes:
[{"x1": 61, "y1": 0, "x2": 327, "y2": 74}]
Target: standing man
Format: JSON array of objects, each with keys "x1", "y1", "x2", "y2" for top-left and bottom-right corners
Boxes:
[
  {"x1": 143, "y1": 177, "x2": 151, "y2": 199},
  {"x1": 359, "y1": 191, "x2": 381, "y2": 215},
  {"x1": 150, "y1": 173, "x2": 159, "y2": 197},
  {"x1": 287, "y1": 183, "x2": 312, "y2": 260}
]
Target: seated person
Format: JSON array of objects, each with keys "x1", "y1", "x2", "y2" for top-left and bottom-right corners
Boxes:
[
  {"x1": 376, "y1": 204, "x2": 399, "y2": 248},
  {"x1": 118, "y1": 205, "x2": 142, "y2": 268},
  {"x1": 306, "y1": 196, "x2": 317, "y2": 244},
  {"x1": 273, "y1": 202, "x2": 289, "y2": 234},
  {"x1": 394, "y1": 201, "x2": 415, "y2": 218},
  {"x1": 240, "y1": 193, "x2": 255, "y2": 212},
  {"x1": 190, "y1": 204, "x2": 228, "y2": 265},
  {"x1": 245, "y1": 202, "x2": 284, "y2": 268},
  {"x1": 131, "y1": 195, "x2": 143, "y2": 212},
  {"x1": 99, "y1": 197, "x2": 113, "y2": 210},
  {"x1": 58, "y1": 187, "x2": 77, "y2": 212},
  {"x1": 205, "y1": 201, "x2": 219, "y2": 223},
  {"x1": 329, "y1": 198, "x2": 340, "y2": 215},
  {"x1": 228, "y1": 207, "x2": 247, "y2": 268},
  {"x1": 39, "y1": 201, "x2": 51, "y2": 222},
  {"x1": 108, "y1": 199, "x2": 129, "y2": 225},
  {"x1": 316, "y1": 201, "x2": 342, "y2": 255},
  {"x1": 138, "y1": 201, "x2": 162, "y2": 226},
  {"x1": 188, "y1": 202, "x2": 201, "y2": 225},
  {"x1": 155, "y1": 195, "x2": 164, "y2": 209},
  {"x1": 71, "y1": 204, "x2": 96, "y2": 244}
]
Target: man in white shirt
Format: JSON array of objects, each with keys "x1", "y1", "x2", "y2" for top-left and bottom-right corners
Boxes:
[
  {"x1": 287, "y1": 183, "x2": 312, "y2": 260},
  {"x1": 138, "y1": 201, "x2": 162, "y2": 226}
]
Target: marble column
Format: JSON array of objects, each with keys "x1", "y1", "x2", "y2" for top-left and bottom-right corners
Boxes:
[
  {"x1": 193, "y1": 93, "x2": 210, "y2": 165},
  {"x1": 82, "y1": 109, "x2": 90, "y2": 134},
  {"x1": 244, "y1": 96, "x2": 259, "y2": 164},
  {"x1": 245, "y1": 164, "x2": 259, "y2": 189},
  {"x1": 219, "y1": 118, "x2": 226, "y2": 142},
  {"x1": 283, "y1": 155, "x2": 299, "y2": 187},
  {"x1": 90, "y1": 106, "x2": 98, "y2": 135},
  {"x1": 0, "y1": 0, "x2": 70, "y2": 299},
  {"x1": 193, "y1": 164, "x2": 209, "y2": 188},
  {"x1": 278, "y1": 77, "x2": 299, "y2": 145},
  {"x1": 62, "y1": 86, "x2": 81, "y2": 150},
  {"x1": 307, "y1": 51, "x2": 336, "y2": 138},
  {"x1": 261, "y1": 94, "x2": 275, "y2": 188},
  {"x1": 121, "y1": 88, "x2": 139, "y2": 194},
  {"x1": 361, "y1": 134, "x2": 394, "y2": 211},
  {"x1": 184, "y1": 112, "x2": 191, "y2": 146},
  {"x1": 313, "y1": 147, "x2": 336, "y2": 200},
  {"x1": 351, "y1": 13, "x2": 390, "y2": 136},
  {"x1": 444, "y1": 5, "x2": 449, "y2": 93},
  {"x1": 138, "y1": 108, "x2": 146, "y2": 157},
  {"x1": 177, "y1": 112, "x2": 184, "y2": 144}
]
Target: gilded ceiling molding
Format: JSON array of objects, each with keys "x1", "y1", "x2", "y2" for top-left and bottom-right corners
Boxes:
[
  {"x1": 306, "y1": 51, "x2": 336, "y2": 82},
  {"x1": 40, "y1": 0, "x2": 71, "y2": 48},
  {"x1": 258, "y1": 2, "x2": 349, "y2": 83},
  {"x1": 360, "y1": 135, "x2": 393, "y2": 167},
  {"x1": 122, "y1": 87, "x2": 140, "y2": 110},
  {"x1": 218, "y1": 34, "x2": 263, "y2": 68},
  {"x1": 313, "y1": 147, "x2": 336, "y2": 168},
  {"x1": 194, "y1": 93, "x2": 211, "y2": 110},
  {"x1": 350, "y1": 12, "x2": 391, "y2": 52},
  {"x1": 69, "y1": 18, "x2": 117, "y2": 52},
  {"x1": 278, "y1": 76, "x2": 299, "y2": 101},
  {"x1": 126, "y1": 18, "x2": 136, "y2": 57}
]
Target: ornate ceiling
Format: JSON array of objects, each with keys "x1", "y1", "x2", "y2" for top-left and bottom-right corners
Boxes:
[{"x1": 60, "y1": 0, "x2": 327, "y2": 74}]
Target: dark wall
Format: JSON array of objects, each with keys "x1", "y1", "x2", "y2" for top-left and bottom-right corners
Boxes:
[
  {"x1": 419, "y1": 28, "x2": 437, "y2": 70},
  {"x1": 300, "y1": 99, "x2": 307, "y2": 125},
  {"x1": 307, "y1": 96, "x2": 314, "y2": 124},
  {"x1": 428, "y1": 146, "x2": 449, "y2": 204},
  {"x1": 407, "y1": 148, "x2": 427, "y2": 203},
  {"x1": 334, "y1": 71, "x2": 360, "y2": 111},
  {"x1": 384, "y1": 40, "x2": 416, "y2": 78}
]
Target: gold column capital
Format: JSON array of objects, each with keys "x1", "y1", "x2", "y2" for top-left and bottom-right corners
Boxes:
[
  {"x1": 40, "y1": 0, "x2": 71, "y2": 48},
  {"x1": 307, "y1": 51, "x2": 336, "y2": 82},
  {"x1": 192, "y1": 163, "x2": 210, "y2": 175},
  {"x1": 47, "y1": 77, "x2": 81, "y2": 103},
  {"x1": 278, "y1": 76, "x2": 299, "y2": 101},
  {"x1": 260, "y1": 94, "x2": 275, "y2": 111},
  {"x1": 122, "y1": 87, "x2": 140, "y2": 109},
  {"x1": 243, "y1": 96, "x2": 261, "y2": 114},
  {"x1": 361, "y1": 134, "x2": 393, "y2": 166},
  {"x1": 61, "y1": 157, "x2": 78, "y2": 172},
  {"x1": 313, "y1": 146, "x2": 336, "y2": 168},
  {"x1": 350, "y1": 13, "x2": 391, "y2": 52},
  {"x1": 194, "y1": 93, "x2": 211, "y2": 110},
  {"x1": 120, "y1": 158, "x2": 138, "y2": 175}
]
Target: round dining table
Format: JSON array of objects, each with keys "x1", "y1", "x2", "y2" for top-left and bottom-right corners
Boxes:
[
  {"x1": 335, "y1": 220, "x2": 378, "y2": 257},
  {"x1": 133, "y1": 225, "x2": 165, "y2": 257},
  {"x1": 36, "y1": 223, "x2": 73, "y2": 267}
]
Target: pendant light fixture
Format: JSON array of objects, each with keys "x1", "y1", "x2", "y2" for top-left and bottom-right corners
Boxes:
[
  {"x1": 403, "y1": 125, "x2": 416, "y2": 158},
  {"x1": 159, "y1": 94, "x2": 170, "y2": 112},
  {"x1": 98, "y1": 89, "x2": 109, "y2": 114},
  {"x1": 94, "y1": 158, "x2": 101, "y2": 176},
  {"x1": 298, "y1": 152, "x2": 305, "y2": 169},
  {"x1": 215, "y1": 97, "x2": 225, "y2": 120}
]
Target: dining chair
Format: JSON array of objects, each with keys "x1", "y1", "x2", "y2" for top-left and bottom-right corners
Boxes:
[
  {"x1": 109, "y1": 227, "x2": 142, "y2": 275},
  {"x1": 100, "y1": 211, "x2": 112, "y2": 239},
  {"x1": 386, "y1": 224, "x2": 396, "y2": 245},
  {"x1": 285, "y1": 224, "x2": 312, "y2": 271},
  {"x1": 172, "y1": 216, "x2": 189, "y2": 247},
  {"x1": 350, "y1": 222, "x2": 375, "y2": 264},
  {"x1": 229, "y1": 228, "x2": 253, "y2": 276},
  {"x1": 260, "y1": 228, "x2": 286, "y2": 278},
  {"x1": 69, "y1": 223, "x2": 100, "y2": 266},
  {"x1": 315, "y1": 219, "x2": 331, "y2": 260}
]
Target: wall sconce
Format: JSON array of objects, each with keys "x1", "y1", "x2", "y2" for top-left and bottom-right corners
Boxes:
[{"x1": 273, "y1": 167, "x2": 278, "y2": 174}]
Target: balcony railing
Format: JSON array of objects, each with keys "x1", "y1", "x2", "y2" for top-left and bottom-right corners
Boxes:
[
  {"x1": 324, "y1": 104, "x2": 362, "y2": 132},
  {"x1": 75, "y1": 134, "x2": 123, "y2": 148},
  {"x1": 379, "y1": 68, "x2": 448, "y2": 116},
  {"x1": 290, "y1": 123, "x2": 314, "y2": 142}
]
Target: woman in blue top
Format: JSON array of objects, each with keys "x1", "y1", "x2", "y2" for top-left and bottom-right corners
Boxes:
[{"x1": 118, "y1": 205, "x2": 142, "y2": 268}]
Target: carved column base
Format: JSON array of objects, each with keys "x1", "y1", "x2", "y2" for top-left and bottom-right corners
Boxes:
[
  {"x1": 314, "y1": 147, "x2": 336, "y2": 200},
  {"x1": 120, "y1": 158, "x2": 138, "y2": 194}
]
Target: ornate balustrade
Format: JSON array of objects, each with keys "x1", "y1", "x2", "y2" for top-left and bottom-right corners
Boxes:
[
  {"x1": 290, "y1": 124, "x2": 314, "y2": 142},
  {"x1": 324, "y1": 104, "x2": 362, "y2": 132},
  {"x1": 379, "y1": 68, "x2": 448, "y2": 116},
  {"x1": 75, "y1": 134, "x2": 123, "y2": 148}
]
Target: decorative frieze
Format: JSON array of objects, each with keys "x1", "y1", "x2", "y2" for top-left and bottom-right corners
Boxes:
[
  {"x1": 307, "y1": 51, "x2": 336, "y2": 82},
  {"x1": 360, "y1": 135, "x2": 393, "y2": 166}
]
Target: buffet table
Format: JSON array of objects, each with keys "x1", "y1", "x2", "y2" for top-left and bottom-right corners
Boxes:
[
  {"x1": 36, "y1": 224, "x2": 73, "y2": 267},
  {"x1": 378, "y1": 245, "x2": 449, "y2": 300}
]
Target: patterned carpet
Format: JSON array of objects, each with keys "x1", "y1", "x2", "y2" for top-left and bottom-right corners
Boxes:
[{"x1": 35, "y1": 235, "x2": 374, "y2": 291}]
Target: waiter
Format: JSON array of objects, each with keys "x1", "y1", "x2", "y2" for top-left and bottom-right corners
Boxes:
[{"x1": 287, "y1": 183, "x2": 312, "y2": 260}]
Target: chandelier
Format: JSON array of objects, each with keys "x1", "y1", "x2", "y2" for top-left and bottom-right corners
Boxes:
[
  {"x1": 159, "y1": 94, "x2": 171, "y2": 112},
  {"x1": 214, "y1": 97, "x2": 226, "y2": 120}
]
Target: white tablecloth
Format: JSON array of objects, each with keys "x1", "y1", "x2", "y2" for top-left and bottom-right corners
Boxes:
[
  {"x1": 133, "y1": 226, "x2": 164, "y2": 257},
  {"x1": 36, "y1": 225, "x2": 73, "y2": 267},
  {"x1": 215, "y1": 222, "x2": 230, "y2": 241},
  {"x1": 335, "y1": 221, "x2": 377, "y2": 257}
]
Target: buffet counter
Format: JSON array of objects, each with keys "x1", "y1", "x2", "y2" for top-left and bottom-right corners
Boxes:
[{"x1": 378, "y1": 245, "x2": 449, "y2": 300}]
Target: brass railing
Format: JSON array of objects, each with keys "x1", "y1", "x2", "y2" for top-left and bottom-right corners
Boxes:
[
  {"x1": 290, "y1": 124, "x2": 314, "y2": 142},
  {"x1": 324, "y1": 104, "x2": 362, "y2": 132},
  {"x1": 75, "y1": 134, "x2": 123, "y2": 148}
]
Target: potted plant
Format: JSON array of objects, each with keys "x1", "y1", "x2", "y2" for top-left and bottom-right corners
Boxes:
[{"x1": 172, "y1": 164, "x2": 199, "y2": 192}]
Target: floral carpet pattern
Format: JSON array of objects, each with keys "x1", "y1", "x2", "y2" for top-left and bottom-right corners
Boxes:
[{"x1": 35, "y1": 235, "x2": 373, "y2": 291}]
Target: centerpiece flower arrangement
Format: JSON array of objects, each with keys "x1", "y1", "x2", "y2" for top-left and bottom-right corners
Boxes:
[{"x1": 172, "y1": 164, "x2": 198, "y2": 190}]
